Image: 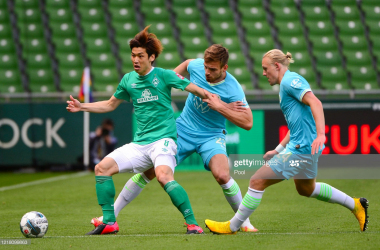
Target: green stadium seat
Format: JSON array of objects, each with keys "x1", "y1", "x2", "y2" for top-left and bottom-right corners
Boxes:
[
  {"x1": 108, "y1": 0, "x2": 133, "y2": 8},
  {"x1": 50, "y1": 22, "x2": 77, "y2": 38},
  {"x1": 87, "y1": 52, "x2": 116, "y2": 67},
  {"x1": 0, "y1": 8, "x2": 10, "y2": 23},
  {"x1": 28, "y1": 68, "x2": 56, "y2": 93},
  {"x1": 77, "y1": 0, "x2": 102, "y2": 8},
  {"x1": 319, "y1": 66, "x2": 349, "y2": 90},
  {"x1": 56, "y1": 52, "x2": 84, "y2": 67},
  {"x1": 331, "y1": 5, "x2": 360, "y2": 20},
  {"x1": 108, "y1": 7, "x2": 135, "y2": 22},
  {"x1": 306, "y1": 20, "x2": 335, "y2": 35},
  {"x1": 59, "y1": 68, "x2": 83, "y2": 92},
  {"x1": 301, "y1": 0, "x2": 326, "y2": 6},
  {"x1": 335, "y1": 20, "x2": 364, "y2": 35},
  {"x1": 247, "y1": 35, "x2": 275, "y2": 53},
  {"x1": 15, "y1": 0, "x2": 39, "y2": 8},
  {"x1": 348, "y1": 66, "x2": 378, "y2": 90},
  {"x1": 0, "y1": 53, "x2": 18, "y2": 69},
  {"x1": 145, "y1": 22, "x2": 173, "y2": 37},
  {"x1": 18, "y1": 23, "x2": 44, "y2": 39},
  {"x1": 84, "y1": 37, "x2": 111, "y2": 52},
  {"x1": 119, "y1": 52, "x2": 134, "y2": 73},
  {"x1": 113, "y1": 21, "x2": 140, "y2": 37},
  {"x1": 289, "y1": 50, "x2": 312, "y2": 67},
  {"x1": 209, "y1": 21, "x2": 237, "y2": 36},
  {"x1": 271, "y1": 0, "x2": 296, "y2": 6},
  {"x1": 205, "y1": 7, "x2": 234, "y2": 21},
  {"x1": 330, "y1": 0, "x2": 357, "y2": 6},
  {"x1": 177, "y1": 21, "x2": 205, "y2": 36},
  {"x1": 172, "y1": 7, "x2": 201, "y2": 21},
  {"x1": 46, "y1": 7, "x2": 73, "y2": 22},
  {"x1": 301, "y1": 6, "x2": 329, "y2": 20},
  {"x1": 0, "y1": 69, "x2": 23, "y2": 93},
  {"x1": 204, "y1": 0, "x2": 229, "y2": 7},
  {"x1": 21, "y1": 38, "x2": 48, "y2": 56},
  {"x1": 344, "y1": 50, "x2": 372, "y2": 67},
  {"x1": 212, "y1": 36, "x2": 241, "y2": 51},
  {"x1": 181, "y1": 36, "x2": 209, "y2": 52},
  {"x1": 0, "y1": 38, "x2": 15, "y2": 53},
  {"x1": 275, "y1": 21, "x2": 303, "y2": 36},
  {"x1": 289, "y1": 66, "x2": 317, "y2": 87},
  {"x1": 155, "y1": 51, "x2": 181, "y2": 69},
  {"x1": 270, "y1": 6, "x2": 299, "y2": 21},
  {"x1": 141, "y1": 6, "x2": 170, "y2": 22},
  {"x1": 340, "y1": 35, "x2": 368, "y2": 51},
  {"x1": 242, "y1": 20, "x2": 271, "y2": 36},
  {"x1": 81, "y1": 22, "x2": 108, "y2": 37},
  {"x1": 183, "y1": 51, "x2": 205, "y2": 60},
  {"x1": 362, "y1": 4, "x2": 380, "y2": 21},
  {"x1": 46, "y1": 0, "x2": 70, "y2": 8},
  {"x1": 78, "y1": 7, "x2": 105, "y2": 22},
  {"x1": 238, "y1": 6, "x2": 266, "y2": 21},
  {"x1": 53, "y1": 37, "x2": 81, "y2": 53},
  {"x1": 160, "y1": 37, "x2": 178, "y2": 52},
  {"x1": 140, "y1": 0, "x2": 165, "y2": 7},
  {"x1": 314, "y1": 50, "x2": 342, "y2": 66},
  {"x1": 15, "y1": 8, "x2": 41, "y2": 22},
  {"x1": 227, "y1": 51, "x2": 246, "y2": 67},
  {"x1": 279, "y1": 36, "x2": 308, "y2": 51},
  {"x1": 0, "y1": 23, "x2": 13, "y2": 37},
  {"x1": 172, "y1": 0, "x2": 197, "y2": 7},
  {"x1": 92, "y1": 67, "x2": 119, "y2": 92},
  {"x1": 26, "y1": 53, "x2": 51, "y2": 69},
  {"x1": 370, "y1": 34, "x2": 380, "y2": 60},
  {"x1": 366, "y1": 20, "x2": 380, "y2": 35},
  {"x1": 228, "y1": 66, "x2": 251, "y2": 85},
  {"x1": 238, "y1": 0, "x2": 262, "y2": 7},
  {"x1": 309, "y1": 35, "x2": 338, "y2": 50},
  {"x1": 115, "y1": 37, "x2": 134, "y2": 53}
]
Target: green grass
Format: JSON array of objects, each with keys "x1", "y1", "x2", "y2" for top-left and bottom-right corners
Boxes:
[{"x1": 0, "y1": 172, "x2": 379, "y2": 249}]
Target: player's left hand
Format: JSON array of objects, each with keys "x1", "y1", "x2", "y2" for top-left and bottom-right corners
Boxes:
[
  {"x1": 311, "y1": 135, "x2": 325, "y2": 155},
  {"x1": 203, "y1": 92, "x2": 224, "y2": 111}
]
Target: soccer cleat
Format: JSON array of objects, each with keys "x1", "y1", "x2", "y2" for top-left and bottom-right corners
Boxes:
[
  {"x1": 352, "y1": 197, "x2": 369, "y2": 232},
  {"x1": 86, "y1": 222, "x2": 119, "y2": 235},
  {"x1": 240, "y1": 225, "x2": 259, "y2": 232},
  {"x1": 91, "y1": 216, "x2": 103, "y2": 228},
  {"x1": 185, "y1": 223, "x2": 204, "y2": 234},
  {"x1": 204, "y1": 219, "x2": 237, "y2": 235}
]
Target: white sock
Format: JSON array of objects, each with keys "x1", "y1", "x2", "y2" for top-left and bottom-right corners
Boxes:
[
  {"x1": 114, "y1": 173, "x2": 150, "y2": 217},
  {"x1": 230, "y1": 188, "x2": 264, "y2": 232},
  {"x1": 310, "y1": 182, "x2": 355, "y2": 210},
  {"x1": 221, "y1": 178, "x2": 255, "y2": 229}
]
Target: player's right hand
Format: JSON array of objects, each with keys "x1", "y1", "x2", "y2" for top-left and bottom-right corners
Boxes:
[
  {"x1": 66, "y1": 95, "x2": 82, "y2": 112},
  {"x1": 226, "y1": 101, "x2": 246, "y2": 112},
  {"x1": 263, "y1": 150, "x2": 278, "y2": 161}
]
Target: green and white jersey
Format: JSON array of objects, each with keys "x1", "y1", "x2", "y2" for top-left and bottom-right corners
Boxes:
[{"x1": 114, "y1": 67, "x2": 190, "y2": 145}]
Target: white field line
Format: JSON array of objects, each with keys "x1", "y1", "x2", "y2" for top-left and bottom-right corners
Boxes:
[
  {"x1": 0, "y1": 172, "x2": 90, "y2": 192},
  {"x1": 2, "y1": 231, "x2": 379, "y2": 239}
]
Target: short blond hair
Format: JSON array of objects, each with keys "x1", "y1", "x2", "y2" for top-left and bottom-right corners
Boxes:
[{"x1": 263, "y1": 49, "x2": 294, "y2": 67}]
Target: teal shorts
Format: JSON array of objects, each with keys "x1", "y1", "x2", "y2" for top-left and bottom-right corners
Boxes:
[
  {"x1": 176, "y1": 126, "x2": 227, "y2": 171},
  {"x1": 268, "y1": 146, "x2": 321, "y2": 180}
]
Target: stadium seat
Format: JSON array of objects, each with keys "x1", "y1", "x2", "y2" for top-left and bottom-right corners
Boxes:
[
  {"x1": 14, "y1": 8, "x2": 41, "y2": 22},
  {"x1": 172, "y1": 7, "x2": 201, "y2": 21},
  {"x1": 108, "y1": 0, "x2": 133, "y2": 8},
  {"x1": 87, "y1": 52, "x2": 116, "y2": 68},
  {"x1": 270, "y1": 6, "x2": 299, "y2": 21},
  {"x1": 288, "y1": 50, "x2": 312, "y2": 67},
  {"x1": 112, "y1": 21, "x2": 140, "y2": 37},
  {"x1": 26, "y1": 53, "x2": 51, "y2": 69},
  {"x1": 335, "y1": 20, "x2": 364, "y2": 35},
  {"x1": 18, "y1": 23, "x2": 44, "y2": 39},
  {"x1": 0, "y1": 24, "x2": 14, "y2": 38},
  {"x1": 319, "y1": 66, "x2": 349, "y2": 90},
  {"x1": 160, "y1": 37, "x2": 178, "y2": 52},
  {"x1": 212, "y1": 36, "x2": 241, "y2": 51},
  {"x1": 228, "y1": 66, "x2": 252, "y2": 86},
  {"x1": 78, "y1": 7, "x2": 105, "y2": 22},
  {"x1": 309, "y1": 35, "x2": 339, "y2": 50},
  {"x1": 46, "y1": 7, "x2": 74, "y2": 22},
  {"x1": 81, "y1": 22, "x2": 108, "y2": 37},
  {"x1": 348, "y1": 66, "x2": 378, "y2": 90},
  {"x1": 181, "y1": 36, "x2": 209, "y2": 53},
  {"x1": 155, "y1": 51, "x2": 181, "y2": 69},
  {"x1": 238, "y1": 5, "x2": 266, "y2": 21},
  {"x1": 290, "y1": 65, "x2": 317, "y2": 87},
  {"x1": 84, "y1": 37, "x2": 111, "y2": 52},
  {"x1": 172, "y1": 0, "x2": 197, "y2": 7},
  {"x1": 366, "y1": 20, "x2": 380, "y2": 35},
  {"x1": 115, "y1": 37, "x2": 134, "y2": 53},
  {"x1": 227, "y1": 51, "x2": 246, "y2": 67},
  {"x1": 306, "y1": 20, "x2": 335, "y2": 35},
  {"x1": 270, "y1": 0, "x2": 297, "y2": 6},
  {"x1": 21, "y1": 38, "x2": 48, "y2": 55},
  {"x1": 242, "y1": 20, "x2": 272, "y2": 36},
  {"x1": 140, "y1": 0, "x2": 165, "y2": 7},
  {"x1": 177, "y1": 21, "x2": 205, "y2": 36},
  {"x1": 275, "y1": 21, "x2": 303, "y2": 36},
  {"x1": 330, "y1": 0, "x2": 357, "y2": 6},
  {"x1": 247, "y1": 35, "x2": 275, "y2": 54},
  {"x1": 279, "y1": 36, "x2": 308, "y2": 51},
  {"x1": 205, "y1": 7, "x2": 234, "y2": 21},
  {"x1": 15, "y1": 0, "x2": 39, "y2": 8},
  {"x1": 50, "y1": 22, "x2": 77, "y2": 38},
  {"x1": 331, "y1": 5, "x2": 360, "y2": 20},
  {"x1": 46, "y1": 0, "x2": 70, "y2": 8},
  {"x1": 0, "y1": 8, "x2": 9, "y2": 23},
  {"x1": 53, "y1": 37, "x2": 81, "y2": 53},
  {"x1": 0, "y1": 69, "x2": 23, "y2": 93},
  {"x1": 238, "y1": 0, "x2": 263, "y2": 7},
  {"x1": 0, "y1": 38, "x2": 15, "y2": 53},
  {"x1": 314, "y1": 50, "x2": 342, "y2": 66},
  {"x1": 28, "y1": 68, "x2": 56, "y2": 93},
  {"x1": 301, "y1": 5, "x2": 329, "y2": 21},
  {"x1": 361, "y1": 4, "x2": 380, "y2": 21},
  {"x1": 77, "y1": 0, "x2": 102, "y2": 8},
  {"x1": 146, "y1": 22, "x2": 173, "y2": 37},
  {"x1": 59, "y1": 68, "x2": 83, "y2": 92},
  {"x1": 209, "y1": 21, "x2": 237, "y2": 36},
  {"x1": 183, "y1": 51, "x2": 205, "y2": 60},
  {"x1": 108, "y1": 7, "x2": 135, "y2": 22},
  {"x1": 56, "y1": 52, "x2": 84, "y2": 67},
  {"x1": 142, "y1": 6, "x2": 170, "y2": 22},
  {"x1": 301, "y1": 0, "x2": 327, "y2": 6},
  {"x1": 92, "y1": 67, "x2": 119, "y2": 92},
  {"x1": 344, "y1": 50, "x2": 372, "y2": 67},
  {"x1": 204, "y1": 0, "x2": 229, "y2": 8},
  {"x1": 0, "y1": 53, "x2": 18, "y2": 69},
  {"x1": 340, "y1": 35, "x2": 368, "y2": 51}
]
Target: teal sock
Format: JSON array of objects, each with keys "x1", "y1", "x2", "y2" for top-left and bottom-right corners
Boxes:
[
  {"x1": 164, "y1": 181, "x2": 198, "y2": 225},
  {"x1": 95, "y1": 176, "x2": 116, "y2": 224}
]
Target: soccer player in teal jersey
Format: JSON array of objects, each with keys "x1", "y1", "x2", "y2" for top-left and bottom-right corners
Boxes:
[
  {"x1": 205, "y1": 49, "x2": 369, "y2": 234},
  {"x1": 91, "y1": 45, "x2": 259, "y2": 232},
  {"x1": 67, "y1": 26, "x2": 210, "y2": 235}
]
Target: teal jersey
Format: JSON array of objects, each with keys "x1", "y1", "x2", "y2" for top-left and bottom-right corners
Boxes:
[
  {"x1": 176, "y1": 58, "x2": 249, "y2": 135},
  {"x1": 114, "y1": 67, "x2": 190, "y2": 145},
  {"x1": 279, "y1": 70, "x2": 324, "y2": 153}
]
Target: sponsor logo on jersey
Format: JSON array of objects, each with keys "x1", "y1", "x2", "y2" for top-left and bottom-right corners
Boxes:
[
  {"x1": 162, "y1": 148, "x2": 168, "y2": 152},
  {"x1": 152, "y1": 76, "x2": 159, "y2": 87},
  {"x1": 137, "y1": 89, "x2": 159, "y2": 103},
  {"x1": 193, "y1": 96, "x2": 210, "y2": 113},
  {"x1": 291, "y1": 78, "x2": 301, "y2": 88},
  {"x1": 131, "y1": 83, "x2": 137, "y2": 88},
  {"x1": 176, "y1": 73, "x2": 185, "y2": 80}
]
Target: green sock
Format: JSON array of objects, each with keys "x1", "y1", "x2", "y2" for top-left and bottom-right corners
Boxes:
[
  {"x1": 164, "y1": 181, "x2": 198, "y2": 225},
  {"x1": 95, "y1": 176, "x2": 116, "y2": 224}
]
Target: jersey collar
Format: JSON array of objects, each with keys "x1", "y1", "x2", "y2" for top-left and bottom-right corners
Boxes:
[{"x1": 208, "y1": 79, "x2": 225, "y2": 86}]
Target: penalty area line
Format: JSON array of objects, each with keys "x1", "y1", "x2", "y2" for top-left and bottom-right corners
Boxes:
[{"x1": 0, "y1": 172, "x2": 90, "y2": 192}]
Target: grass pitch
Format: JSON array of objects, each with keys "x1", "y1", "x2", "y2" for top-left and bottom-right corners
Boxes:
[{"x1": 0, "y1": 171, "x2": 379, "y2": 249}]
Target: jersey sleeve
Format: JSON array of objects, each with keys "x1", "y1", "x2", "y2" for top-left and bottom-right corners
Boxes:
[
  {"x1": 187, "y1": 58, "x2": 202, "y2": 75},
  {"x1": 228, "y1": 82, "x2": 249, "y2": 108},
  {"x1": 283, "y1": 77, "x2": 311, "y2": 102},
  {"x1": 163, "y1": 69, "x2": 191, "y2": 91},
  {"x1": 113, "y1": 74, "x2": 131, "y2": 101}
]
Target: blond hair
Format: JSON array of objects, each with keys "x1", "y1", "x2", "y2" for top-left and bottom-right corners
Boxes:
[{"x1": 263, "y1": 49, "x2": 294, "y2": 67}]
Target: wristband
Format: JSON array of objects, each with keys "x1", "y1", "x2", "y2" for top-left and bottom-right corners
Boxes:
[{"x1": 275, "y1": 144, "x2": 285, "y2": 153}]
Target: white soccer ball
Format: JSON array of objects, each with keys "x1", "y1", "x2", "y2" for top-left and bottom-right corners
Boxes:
[{"x1": 20, "y1": 211, "x2": 48, "y2": 238}]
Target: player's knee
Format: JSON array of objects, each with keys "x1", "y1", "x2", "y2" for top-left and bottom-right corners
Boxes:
[
  {"x1": 214, "y1": 172, "x2": 230, "y2": 185},
  {"x1": 94, "y1": 164, "x2": 103, "y2": 175},
  {"x1": 249, "y1": 178, "x2": 265, "y2": 190},
  {"x1": 296, "y1": 187, "x2": 313, "y2": 197},
  {"x1": 156, "y1": 173, "x2": 171, "y2": 186}
]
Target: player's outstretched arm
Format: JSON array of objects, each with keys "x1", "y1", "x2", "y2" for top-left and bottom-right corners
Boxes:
[
  {"x1": 66, "y1": 95, "x2": 123, "y2": 113},
  {"x1": 173, "y1": 59, "x2": 194, "y2": 76},
  {"x1": 202, "y1": 92, "x2": 253, "y2": 130},
  {"x1": 302, "y1": 92, "x2": 326, "y2": 154},
  {"x1": 185, "y1": 83, "x2": 210, "y2": 99}
]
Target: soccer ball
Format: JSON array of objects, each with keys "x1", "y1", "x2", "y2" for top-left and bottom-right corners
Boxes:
[{"x1": 20, "y1": 211, "x2": 48, "y2": 238}]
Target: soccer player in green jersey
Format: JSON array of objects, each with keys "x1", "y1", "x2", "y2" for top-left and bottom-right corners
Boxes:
[{"x1": 66, "y1": 26, "x2": 210, "y2": 235}]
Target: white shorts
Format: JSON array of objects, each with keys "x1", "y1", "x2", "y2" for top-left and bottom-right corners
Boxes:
[{"x1": 105, "y1": 138, "x2": 177, "y2": 174}]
